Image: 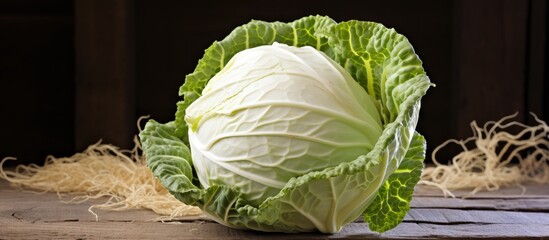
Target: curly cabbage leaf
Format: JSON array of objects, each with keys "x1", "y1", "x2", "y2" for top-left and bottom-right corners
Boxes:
[{"x1": 139, "y1": 15, "x2": 431, "y2": 233}]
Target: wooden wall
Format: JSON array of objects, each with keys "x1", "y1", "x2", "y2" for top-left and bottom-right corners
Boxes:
[
  {"x1": 1, "y1": 0, "x2": 547, "y2": 166},
  {"x1": 1, "y1": 0, "x2": 75, "y2": 165}
]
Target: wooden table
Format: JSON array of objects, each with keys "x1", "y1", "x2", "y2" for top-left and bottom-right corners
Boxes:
[{"x1": 1, "y1": 179, "x2": 548, "y2": 239}]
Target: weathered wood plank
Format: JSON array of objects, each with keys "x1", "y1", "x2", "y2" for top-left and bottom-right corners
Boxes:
[
  {"x1": 451, "y1": 0, "x2": 528, "y2": 139},
  {"x1": 404, "y1": 208, "x2": 549, "y2": 225},
  {"x1": 2, "y1": 219, "x2": 549, "y2": 240},
  {"x1": 402, "y1": 223, "x2": 549, "y2": 239},
  {"x1": 74, "y1": 0, "x2": 136, "y2": 150},
  {"x1": 2, "y1": 180, "x2": 549, "y2": 239},
  {"x1": 526, "y1": 0, "x2": 548, "y2": 120},
  {"x1": 414, "y1": 183, "x2": 549, "y2": 198},
  {"x1": 411, "y1": 196, "x2": 549, "y2": 211},
  {"x1": 0, "y1": 183, "x2": 173, "y2": 223}
]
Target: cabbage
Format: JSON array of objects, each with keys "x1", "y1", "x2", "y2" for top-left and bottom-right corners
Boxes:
[
  {"x1": 186, "y1": 42, "x2": 384, "y2": 207},
  {"x1": 139, "y1": 15, "x2": 432, "y2": 233}
]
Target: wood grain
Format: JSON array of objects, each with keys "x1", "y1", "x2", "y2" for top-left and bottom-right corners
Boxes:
[
  {"x1": 1, "y1": 180, "x2": 548, "y2": 239},
  {"x1": 412, "y1": 196, "x2": 549, "y2": 211},
  {"x1": 413, "y1": 183, "x2": 549, "y2": 198},
  {"x1": 451, "y1": 0, "x2": 528, "y2": 140},
  {"x1": 526, "y1": 0, "x2": 548, "y2": 121},
  {"x1": 74, "y1": 0, "x2": 136, "y2": 151}
]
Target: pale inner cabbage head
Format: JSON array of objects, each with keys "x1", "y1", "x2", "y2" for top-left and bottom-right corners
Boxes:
[{"x1": 185, "y1": 42, "x2": 383, "y2": 206}]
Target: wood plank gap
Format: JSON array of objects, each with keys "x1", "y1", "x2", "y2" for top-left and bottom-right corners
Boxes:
[
  {"x1": 403, "y1": 220, "x2": 493, "y2": 225},
  {"x1": 411, "y1": 207, "x2": 549, "y2": 213}
]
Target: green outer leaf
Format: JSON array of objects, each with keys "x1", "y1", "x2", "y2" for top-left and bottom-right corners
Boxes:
[
  {"x1": 364, "y1": 132, "x2": 426, "y2": 232},
  {"x1": 319, "y1": 20, "x2": 431, "y2": 232},
  {"x1": 139, "y1": 120, "x2": 202, "y2": 205},
  {"x1": 174, "y1": 15, "x2": 336, "y2": 139},
  {"x1": 318, "y1": 20, "x2": 427, "y2": 124},
  {"x1": 139, "y1": 15, "x2": 432, "y2": 233}
]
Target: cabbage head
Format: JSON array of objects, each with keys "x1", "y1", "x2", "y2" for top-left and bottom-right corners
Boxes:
[{"x1": 139, "y1": 15, "x2": 432, "y2": 233}]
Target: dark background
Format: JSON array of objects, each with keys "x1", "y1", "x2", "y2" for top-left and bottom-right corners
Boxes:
[{"x1": 1, "y1": 0, "x2": 548, "y2": 166}]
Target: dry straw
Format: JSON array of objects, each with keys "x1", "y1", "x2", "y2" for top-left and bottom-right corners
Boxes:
[
  {"x1": 420, "y1": 112, "x2": 549, "y2": 197},
  {"x1": 0, "y1": 118, "x2": 201, "y2": 219}
]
